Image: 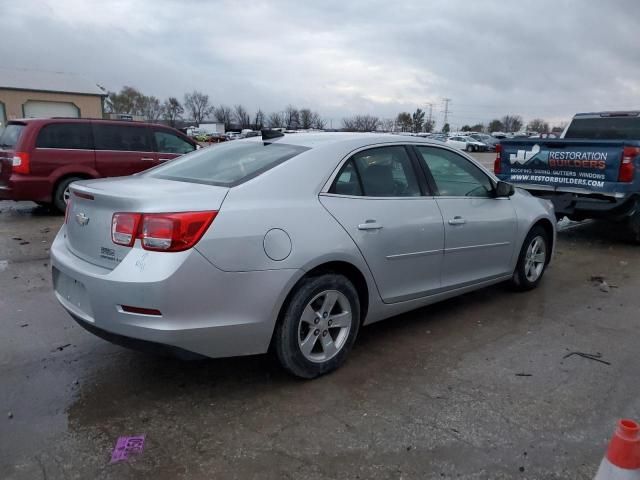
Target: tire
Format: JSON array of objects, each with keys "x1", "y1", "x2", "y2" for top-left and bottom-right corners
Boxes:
[
  {"x1": 53, "y1": 177, "x2": 82, "y2": 214},
  {"x1": 466, "y1": 144, "x2": 473, "y2": 152},
  {"x1": 275, "y1": 274, "x2": 361, "y2": 379},
  {"x1": 510, "y1": 225, "x2": 550, "y2": 291}
]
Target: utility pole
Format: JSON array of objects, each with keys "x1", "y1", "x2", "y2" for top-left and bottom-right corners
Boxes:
[
  {"x1": 442, "y1": 98, "x2": 451, "y2": 130},
  {"x1": 426, "y1": 103, "x2": 434, "y2": 130}
]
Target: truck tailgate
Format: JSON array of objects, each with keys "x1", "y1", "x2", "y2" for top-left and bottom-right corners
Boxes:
[{"x1": 497, "y1": 139, "x2": 640, "y2": 195}]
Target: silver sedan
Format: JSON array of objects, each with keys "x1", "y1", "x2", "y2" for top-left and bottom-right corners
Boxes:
[{"x1": 51, "y1": 132, "x2": 556, "y2": 378}]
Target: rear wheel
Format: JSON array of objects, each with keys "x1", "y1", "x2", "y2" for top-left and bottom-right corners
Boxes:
[
  {"x1": 275, "y1": 274, "x2": 360, "y2": 379},
  {"x1": 510, "y1": 226, "x2": 550, "y2": 291},
  {"x1": 53, "y1": 177, "x2": 83, "y2": 214}
]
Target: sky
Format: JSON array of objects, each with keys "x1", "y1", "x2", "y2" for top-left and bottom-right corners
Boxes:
[{"x1": 2, "y1": 0, "x2": 639, "y2": 129}]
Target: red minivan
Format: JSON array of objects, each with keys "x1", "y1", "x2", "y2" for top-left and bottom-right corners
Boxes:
[{"x1": 0, "y1": 118, "x2": 198, "y2": 212}]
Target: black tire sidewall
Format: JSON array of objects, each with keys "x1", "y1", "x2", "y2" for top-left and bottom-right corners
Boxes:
[
  {"x1": 511, "y1": 225, "x2": 549, "y2": 290},
  {"x1": 276, "y1": 274, "x2": 360, "y2": 379},
  {"x1": 53, "y1": 177, "x2": 81, "y2": 213}
]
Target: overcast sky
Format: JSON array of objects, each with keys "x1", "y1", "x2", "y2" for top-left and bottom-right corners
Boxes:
[{"x1": 2, "y1": 0, "x2": 639, "y2": 129}]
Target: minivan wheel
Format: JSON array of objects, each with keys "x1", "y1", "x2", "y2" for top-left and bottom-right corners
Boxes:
[
  {"x1": 53, "y1": 177, "x2": 82, "y2": 214},
  {"x1": 510, "y1": 225, "x2": 550, "y2": 291},
  {"x1": 275, "y1": 274, "x2": 360, "y2": 379}
]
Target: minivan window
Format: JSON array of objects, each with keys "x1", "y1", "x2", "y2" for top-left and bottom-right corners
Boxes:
[
  {"x1": 154, "y1": 130, "x2": 195, "y2": 154},
  {"x1": 36, "y1": 123, "x2": 93, "y2": 150},
  {"x1": 0, "y1": 123, "x2": 25, "y2": 149},
  {"x1": 148, "y1": 140, "x2": 309, "y2": 186},
  {"x1": 94, "y1": 124, "x2": 152, "y2": 152},
  {"x1": 564, "y1": 117, "x2": 640, "y2": 140}
]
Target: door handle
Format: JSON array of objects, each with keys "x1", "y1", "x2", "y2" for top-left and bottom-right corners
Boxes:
[
  {"x1": 448, "y1": 216, "x2": 466, "y2": 225},
  {"x1": 140, "y1": 157, "x2": 155, "y2": 161},
  {"x1": 358, "y1": 220, "x2": 383, "y2": 230}
]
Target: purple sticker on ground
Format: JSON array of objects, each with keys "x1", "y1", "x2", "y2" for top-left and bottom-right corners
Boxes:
[{"x1": 110, "y1": 435, "x2": 145, "y2": 463}]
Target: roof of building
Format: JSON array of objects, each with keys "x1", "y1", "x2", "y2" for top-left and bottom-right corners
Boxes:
[{"x1": 0, "y1": 68, "x2": 106, "y2": 96}]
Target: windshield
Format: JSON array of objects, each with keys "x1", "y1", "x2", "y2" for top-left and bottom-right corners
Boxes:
[
  {"x1": 147, "y1": 140, "x2": 310, "y2": 186},
  {"x1": 0, "y1": 123, "x2": 25, "y2": 149},
  {"x1": 564, "y1": 117, "x2": 640, "y2": 140}
]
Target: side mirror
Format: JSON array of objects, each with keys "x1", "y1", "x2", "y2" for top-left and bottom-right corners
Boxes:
[{"x1": 495, "y1": 181, "x2": 515, "y2": 197}]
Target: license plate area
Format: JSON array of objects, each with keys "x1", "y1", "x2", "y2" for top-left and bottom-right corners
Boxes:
[{"x1": 53, "y1": 267, "x2": 93, "y2": 318}]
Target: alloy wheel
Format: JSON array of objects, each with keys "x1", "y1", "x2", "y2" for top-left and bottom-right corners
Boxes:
[
  {"x1": 524, "y1": 235, "x2": 546, "y2": 282},
  {"x1": 297, "y1": 290, "x2": 352, "y2": 363}
]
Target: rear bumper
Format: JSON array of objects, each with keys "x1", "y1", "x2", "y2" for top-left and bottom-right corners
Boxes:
[
  {"x1": 50, "y1": 227, "x2": 300, "y2": 359},
  {"x1": 527, "y1": 190, "x2": 638, "y2": 220},
  {"x1": 0, "y1": 175, "x2": 53, "y2": 202}
]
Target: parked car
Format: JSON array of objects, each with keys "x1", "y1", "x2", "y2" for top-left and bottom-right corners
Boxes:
[
  {"x1": 51, "y1": 132, "x2": 555, "y2": 378},
  {"x1": 469, "y1": 133, "x2": 500, "y2": 151},
  {"x1": 495, "y1": 110, "x2": 640, "y2": 239},
  {"x1": 0, "y1": 118, "x2": 197, "y2": 212},
  {"x1": 446, "y1": 135, "x2": 489, "y2": 152}
]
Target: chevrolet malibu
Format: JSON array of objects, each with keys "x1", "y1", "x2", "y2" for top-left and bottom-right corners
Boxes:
[{"x1": 51, "y1": 132, "x2": 555, "y2": 378}]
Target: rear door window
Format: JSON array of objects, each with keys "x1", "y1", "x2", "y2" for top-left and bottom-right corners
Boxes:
[
  {"x1": 148, "y1": 140, "x2": 309, "y2": 186},
  {"x1": 0, "y1": 123, "x2": 25, "y2": 149},
  {"x1": 154, "y1": 129, "x2": 195, "y2": 154},
  {"x1": 565, "y1": 117, "x2": 640, "y2": 140},
  {"x1": 94, "y1": 124, "x2": 152, "y2": 152},
  {"x1": 36, "y1": 123, "x2": 93, "y2": 149},
  {"x1": 351, "y1": 146, "x2": 421, "y2": 197}
]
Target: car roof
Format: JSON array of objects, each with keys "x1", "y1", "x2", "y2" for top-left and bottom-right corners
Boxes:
[
  {"x1": 8, "y1": 118, "x2": 177, "y2": 129},
  {"x1": 253, "y1": 132, "x2": 447, "y2": 149}
]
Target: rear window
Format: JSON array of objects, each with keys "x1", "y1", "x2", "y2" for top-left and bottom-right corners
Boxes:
[
  {"x1": 0, "y1": 124, "x2": 25, "y2": 149},
  {"x1": 147, "y1": 140, "x2": 309, "y2": 186},
  {"x1": 94, "y1": 124, "x2": 152, "y2": 152},
  {"x1": 36, "y1": 123, "x2": 93, "y2": 149},
  {"x1": 564, "y1": 117, "x2": 640, "y2": 140}
]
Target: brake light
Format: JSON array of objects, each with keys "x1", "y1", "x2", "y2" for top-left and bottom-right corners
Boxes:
[
  {"x1": 11, "y1": 152, "x2": 30, "y2": 175},
  {"x1": 111, "y1": 213, "x2": 142, "y2": 247},
  {"x1": 619, "y1": 147, "x2": 639, "y2": 183},
  {"x1": 111, "y1": 211, "x2": 217, "y2": 252},
  {"x1": 494, "y1": 144, "x2": 502, "y2": 174}
]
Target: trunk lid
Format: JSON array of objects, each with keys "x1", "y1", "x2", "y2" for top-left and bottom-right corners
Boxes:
[
  {"x1": 65, "y1": 176, "x2": 229, "y2": 269},
  {"x1": 0, "y1": 148, "x2": 14, "y2": 186}
]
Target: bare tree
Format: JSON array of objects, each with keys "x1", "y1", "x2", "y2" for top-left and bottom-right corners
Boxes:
[
  {"x1": 105, "y1": 86, "x2": 143, "y2": 114},
  {"x1": 423, "y1": 119, "x2": 435, "y2": 133},
  {"x1": 299, "y1": 109, "x2": 313, "y2": 129},
  {"x1": 342, "y1": 115, "x2": 379, "y2": 132},
  {"x1": 162, "y1": 97, "x2": 183, "y2": 127},
  {"x1": 140, "y1": 96, "x2": 163, "y2": 121},
  {"x1": 184, "y1": 91, "x2": 214, "y2": 124},
  {"x1": 310, "y1": 112, "x2": 326, "y2": 130},
  {"x1": 214, "y1": 105, "x2": 233, "y2": 130},
  {"x1": 488, "y1": 119, "x2": 504, "y2": 133},
  {"x1": 267, "y1": 112, "x2": 284, "y2": 128},
  {"x1": 253, "y1": 109, "x2": 265, "y2": 130},
  {"x1": 396, "y1": 112, "x2": 412, "y2": 132},
  {"x1": 470, "y1": 123, "x2": 485, "y2": 132},
  {"x1": 502, "y1": 115, "x2": 523, "y2": 133},
  {"x1": 284, "y1": 105, "x2": 300, "y2": 129},
  {"x1": 527, "y1": 118, "x2": 549, "y2": 134},
  {"x1": 233, "y1": 104, "x2": 251, "y2": 129},
  {"x1": 380, "y1": 118, "x2": 395, "y2": 132}
]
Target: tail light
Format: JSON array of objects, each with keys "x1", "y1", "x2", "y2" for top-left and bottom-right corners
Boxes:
[
  {"x1": 111, "y1": 211, "x2": 217, "y2": 252},
  {"x1": 619, "y1": 147, "x2": 639, "y2": 183},
  {"x1": 11, "y1": 152, "x2": 30, "y2": 175},
  {"x1": 494, "y1": 144, "x2": 502, "y2": 174}
]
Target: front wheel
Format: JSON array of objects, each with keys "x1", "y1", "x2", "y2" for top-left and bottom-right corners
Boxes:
[
  {"x1": 275, "y1": 274, "x2": 360, "y2": 379},
  {"x1": 466, "y1": 144, "x2": 473, "y2": 152},
  {"x1": 510, "y1": 226, "x2": 550, "y2": 291}
]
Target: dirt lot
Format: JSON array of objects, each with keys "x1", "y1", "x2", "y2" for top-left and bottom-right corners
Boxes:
[{"x1": 1, "y1": 154, "x2": 639, "y2": 479}]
